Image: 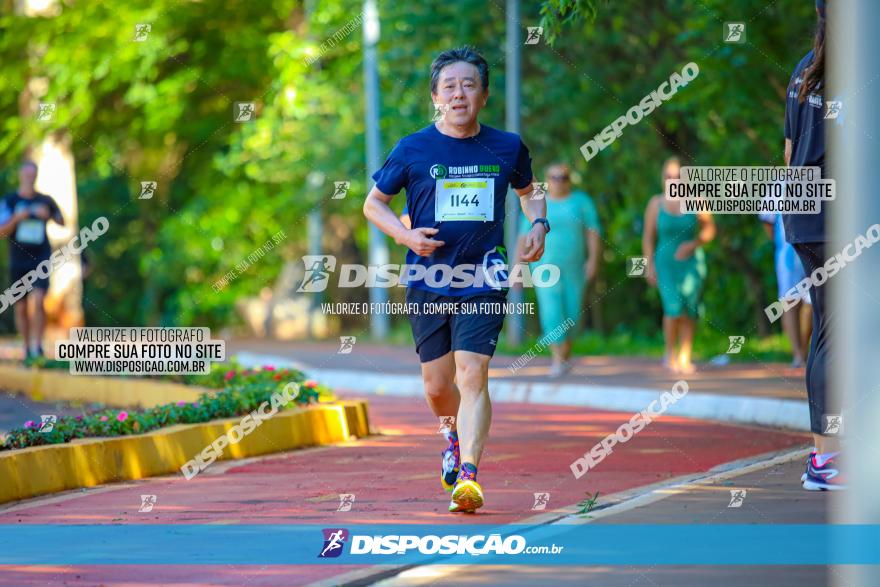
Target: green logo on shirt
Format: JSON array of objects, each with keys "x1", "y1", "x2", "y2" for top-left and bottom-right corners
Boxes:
[{"x1": 430, "y1": 164, "x2": 447, "y2": 179}]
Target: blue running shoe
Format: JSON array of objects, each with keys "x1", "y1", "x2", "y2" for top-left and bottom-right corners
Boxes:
[
  {"x1": 802, "y1": 453, "x2": 846, "y2": 491},
  {"x1": 440, "y1": 432, "x2": 460, "y2": 492},
  {"x1": 801, "y1": 449, "x2": 816, "y2": 482}
]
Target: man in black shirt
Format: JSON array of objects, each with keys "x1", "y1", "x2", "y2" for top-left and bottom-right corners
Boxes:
[{"x1": 0, "y1": 161, "x2": 65, "y2": 359}]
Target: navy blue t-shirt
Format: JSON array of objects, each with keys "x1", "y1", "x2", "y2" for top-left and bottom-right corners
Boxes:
[
  {"x1": 0, "y1": 192, "x2": 63, "y2": 270},
  {"x1": 783, "y1": 50, "x2": 827, "y2": 244},
  {"x1": 372, "y1": 123, "x2": 533, "y2": 296}
]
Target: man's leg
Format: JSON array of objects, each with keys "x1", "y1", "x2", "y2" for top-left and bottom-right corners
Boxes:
[
  {"x1": 29, "y1": 288, "x2": 47, "y2": 357},
  {"x1": 453, "y1": 350, "x2": 491, "y2": 467},
  {"x1": 405, "y1": 287, "x2": 460, "y2": 492},
  {"x1": 422, "y1": 350, "x2": 462, "y2": 492},
  {"x1": 14, "y1": 294, "x2": 31, "y2": 359},
  {"x1": 445, "y1": 293, "x2": 505, "y2": 513},
  {"x1": 420, "y1": 351, "x2": 460, "y2": 423}
]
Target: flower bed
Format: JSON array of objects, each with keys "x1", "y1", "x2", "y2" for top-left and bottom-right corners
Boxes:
[{"x1": 0, "y1": 363, "x2": 333, "y2": 452}]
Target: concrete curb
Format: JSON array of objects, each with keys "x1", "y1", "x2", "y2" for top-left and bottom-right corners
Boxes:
[
  {"x1": 0, "y1": 364, "x2": 211, "y2": 408},
  {"x1": 303, "y1": 368, "x2": 809, "y2": 432},
  {"x1": 0, "y1": 400, "x2": 370, "y2": 505}
]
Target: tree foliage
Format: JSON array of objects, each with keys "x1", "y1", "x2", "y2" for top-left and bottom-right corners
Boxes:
[{"x1": 0, "y1": 0, "x2": 816, "y2": 340}]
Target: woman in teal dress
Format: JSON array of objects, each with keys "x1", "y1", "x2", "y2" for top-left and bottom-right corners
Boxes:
[
  {"x1": 517, "y1": 163, "x2": 603, "y2": 377},
  {"x1": 642, "y1": 158, "x2": 716, "y2": 374}
]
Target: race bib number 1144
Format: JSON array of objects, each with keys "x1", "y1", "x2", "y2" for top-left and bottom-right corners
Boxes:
[{"x1": 434, "y1": 178, "x2": 495, "y2": 221}]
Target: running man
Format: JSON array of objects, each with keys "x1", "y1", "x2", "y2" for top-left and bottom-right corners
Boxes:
[
  {"x1": 363, "y1": 46, "x2": 548, "y2": 513},
  {"x1": 0, "y1": 160, "x2": 65, "y2": 359}
]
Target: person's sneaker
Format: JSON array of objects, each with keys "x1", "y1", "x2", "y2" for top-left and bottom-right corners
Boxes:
[
  {"x1": 449, "y1": 479, "x2": 484, "y2": 513},
  {"x1": 548, "y1": 360, "x2": 572, "y2": 378},
  {"x1": 449, "y1": 463, "x2": 483, "y2": 513},
  {"x1": 802, "y1": 453, "x2": 846, "y2": 491},
  {"x1": 440, "y1": 433, "x2": 460, "y2": 492},
  {"x1": 801, "y1": 449, "x2": 816, "y2": 482}
]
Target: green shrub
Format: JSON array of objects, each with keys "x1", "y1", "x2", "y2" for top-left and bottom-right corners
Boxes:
[{"x1": 0, "y1": 364, "x2": 333, "y2": 452}]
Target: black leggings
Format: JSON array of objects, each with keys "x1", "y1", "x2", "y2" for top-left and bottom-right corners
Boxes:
[{"x1": 793, "y1": 242, "x2": 839, "y2": 435}]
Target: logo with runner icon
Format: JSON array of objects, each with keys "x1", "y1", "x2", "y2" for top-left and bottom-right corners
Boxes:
[
  {"x1": 39, "y1": 414, "x2": 57, "y2": 433},
  {"x1": 482, "y1": 246, "x2": 509, "y2": 290},
  {"x1": 139, "y1": 494, "x2": 157, "y2": 513},
  {"x1": 318, "y1": 528, "x2": 349, "y2": 558},
  {"x1": 297, "y1": 255, "x2": 337, "y2": 293},
  {"x1": 337, "y1": 494, "x2": 355, "y2": 512},
  {"x1": 532, "y1": 492, "x2": 550, "y2": 510},
  {"x1": 429, "y1": 164, "x2": 448, "y2": 179}
]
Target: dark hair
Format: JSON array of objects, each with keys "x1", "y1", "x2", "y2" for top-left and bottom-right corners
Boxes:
[
  {"x1": 799, "y1": 13, "x2": 825, "y2": 102},
  {"x1": 430, "y1": 46, "x2": 489, "y2": 93},
  {"x1": 20, "y1": 160, "x2": 38, "y2": 171}
]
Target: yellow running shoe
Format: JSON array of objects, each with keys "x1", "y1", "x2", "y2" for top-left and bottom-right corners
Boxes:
[{"x1": 449, "y1": 479, "x2": 484, "y2": 513}]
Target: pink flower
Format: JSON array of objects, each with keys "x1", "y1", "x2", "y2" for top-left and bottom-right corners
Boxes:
[
  {"x1": 24, "y1": 420, "x2": 35, "y2": 429},
  {"x1": 117, "y1": 411, "x2": 128, "y2": 422},
  {"x1": 263, "y1": 365, "x2": 275, "y2": 371},
  {"x1": 224, "y1": 370, "x2": 236, "y2": 381},
  {"x1": 177, "y1": 401, "x2": 187, "y2": 407},
  {"x1": 100, "y1": 416, "x2": 109, "y2": 422},
  {"x1": 303, "y1": 380, "x2": 318, "y2": 389}
]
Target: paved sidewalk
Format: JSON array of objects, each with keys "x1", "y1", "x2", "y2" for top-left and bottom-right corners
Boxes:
[{"x1": 0, "y1": 390, "x2": 810, "y2": 586}]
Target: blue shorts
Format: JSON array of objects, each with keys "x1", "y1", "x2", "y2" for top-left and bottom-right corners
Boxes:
[
  {"x1": 405, "y1": 287, "x2": 507, "y2": 363},
  {"x1": 776, "y1": 242, "x2": 811, "y2": 303}
]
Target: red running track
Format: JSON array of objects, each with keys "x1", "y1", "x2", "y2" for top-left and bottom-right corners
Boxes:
[{"x1": 0, "y1": 392, "x2": 809, "y2": 586}]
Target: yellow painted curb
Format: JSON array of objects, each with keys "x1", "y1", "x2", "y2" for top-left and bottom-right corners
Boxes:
[
  {"x1": 0, "y1": 364, "x2": 211, "y2": 408},
  {"x1": 0, "y1": 400, "x2": 370, "y2": 505}
]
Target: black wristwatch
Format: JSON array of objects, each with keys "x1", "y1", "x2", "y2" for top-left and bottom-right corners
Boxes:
[{"x1": 533, "y1": 217, "x2": 551, "y2": 234}]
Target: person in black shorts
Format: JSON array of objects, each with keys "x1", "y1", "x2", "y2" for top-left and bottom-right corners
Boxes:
[
  {"x1": 0, "y1": 160, "x2": 65, "y2": 359},
  {"x1": 363, "y1": 47, "x2": 548, "y2": 513}
]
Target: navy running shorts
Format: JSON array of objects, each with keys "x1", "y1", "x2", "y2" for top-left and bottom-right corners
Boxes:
[
  {"x1": 405, "y1": 287, "x2": 507, "y2": 363},
  {"x1": 9, "y1": 264, "x2": 50, "y2": 293}
]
